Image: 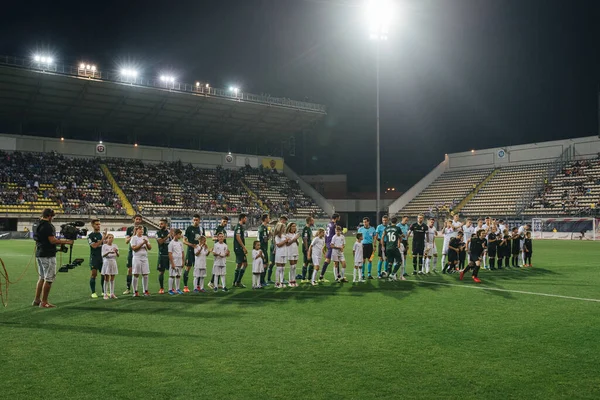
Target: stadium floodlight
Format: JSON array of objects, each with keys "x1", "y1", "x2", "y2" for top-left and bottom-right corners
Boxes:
[
  {"x1": 206, "y1": 83, "x2": 210, "y2": 88},
  {"x1": 120, "y1": 68, "x2": 138, "y2": 78},
  {"x1": 229, "y1": 86, "x2": 240, "y2": 95},
  {"x1": 91, "y1": 65, "x2": 96, "y2": 71},
  {"x1": 196, "y1": 81, "x2": 200, "y2": 87},
  {"x1": 60, "y1": 137, "x2": 64, "y2": 141},
  {"x1": 365, "y1": 0, "x2": 395, "y2": 223},
  {"x1": 34, "y1": 55, "x2": 41, "y2": 62},
  {"x1": 99, "y1": 141, "x2": 103, "y2": 144},
  {"x1": 471, "y1": 149, "x2": 475, "y2": 154},
  {"x1": 134, "y1": 143, "x2": 138, "y2": 147},
  {"x1": 366, "y1": 0, "x2": 394, "y2": 41},
  {"x1": 80, "y1": 63, "x2": 85, "y2": 69}
]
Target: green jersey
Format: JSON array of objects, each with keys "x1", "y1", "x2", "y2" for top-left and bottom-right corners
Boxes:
[
  {"x1": 384, "y1": 225, "x2": 402, "y2": 251},
  {"x1": 258, "y1": 224, "x2": 269, "y2": 251},
  {"x1": 301, "y1": 225, "x2": 313, "y2": 250},
  {"x1": 215, "y1": 224, "x2": 227, "y2": 243},
  {"x1": 233, "y1": 223, "x2": 245, "y2": 252},
  {"x1": 88, "y1": 231, "x2": 103, "y2": 259},
  {"x1": 127, "y1": 225, "x2": 148, "y2": 250},
  {"x1": 156, "y1": 228, "x2": 171, "y2": 256},
  {"x1": 185, "y1": 225, "x2": 203, "y2": 246}
]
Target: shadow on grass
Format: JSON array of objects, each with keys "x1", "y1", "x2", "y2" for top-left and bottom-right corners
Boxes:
[{"x1": 0, "y1": 321, "x2": 202, "y2": 338}]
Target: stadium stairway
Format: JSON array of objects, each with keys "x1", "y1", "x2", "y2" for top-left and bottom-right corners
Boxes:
[
  {"x1": 240, "y1": 181, "x2": 269, "y2": 212},
  {"x1": 452, "y1": 168, "x2": 499, "y2": 214},
  {"x1": 100, "y1": 164, "x2": 135, "y2": 216}
]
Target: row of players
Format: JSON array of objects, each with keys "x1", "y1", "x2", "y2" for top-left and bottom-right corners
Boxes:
[{"x1": 85, "y1": 213, "x2": 534, "y2": 298}]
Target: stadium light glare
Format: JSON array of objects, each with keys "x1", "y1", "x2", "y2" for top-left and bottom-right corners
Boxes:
[
  {"x1": 366, "y1": 0, "x2": 395, "y2": 40},
  {"x1": 121, "y1": 68, "x2": 138, "y2": 78},
  {"x1": 196, "y1": 81, "x2": 200, "y2": 87},
  {"x1": 471, "y1": 149, "x2": 475, "y2": 154},
  {"x1": 206, "y1": 83, "x2": 210, "y2": 88},
  {"x1": 60, "y1": 137, "x2": 64, "y2": 141},
  {"x1": 80, "y1": 63, "x2": 85, "y2": 69},
  {"x1": 134, "y1": 143, "x2": 138, "y2": 147},
  {"x1": 91, "y1": 65, "x2": 96, "y2": 71},
  {"x1": 34, "y1": 55, "x2": 41, "y2": 62}
]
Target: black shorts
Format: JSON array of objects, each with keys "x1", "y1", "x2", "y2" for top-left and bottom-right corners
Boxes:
[
  {"x1": 487, "y1": 245, "x2": 497, "y2": 258},
  {"x1": 412, "y1": 240, "x2": 424, "y2": 256},
  {"x1": 401, "y1": 240, "x2": 409, "y2": 255},
  {"x1": 363, "y1": 243, "x2": 374, "y2": 259},
  {"x1": 385, "y1": 248, "x2": 401, "y2": 266},
  {"x1": 157, "y1": 255, "x2": 170, "y2": 272},
  {"x1": 302, "y1": 247, "x2": 310, "y2": 264},
  {"x1": 459, "y1": 249, "x2": 466, "y2": 262},
  {"x1": 448, "y1": 250, "x2": 459, "y2": 263},
  {"x1": 470, "y1": 252, "x2": 482, "y2": 262},
  {"x1": 511, "y1": 244, "x2": 520, "y2": 256},
  {"x1": 89, "y1": 255, "x2": 102, "y2": 270},
  {"x1": 377, "y1": 243, "x2": 383, "y2": 258},
  {"x1": 235, "y1": 249, "x2": 247, "y2": 264},
  {"x1": 261, "y1": 247, "x2": 269, "y2": 265},
  {"x1": 186, "y1": 248, "x2": 195, "y2": 267}
]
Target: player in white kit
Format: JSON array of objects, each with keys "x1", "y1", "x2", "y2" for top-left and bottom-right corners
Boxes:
[
  {"x1": 251, "y1": 241, "x2": 265, "y2": 290},
  {"x1": 212, "y1": 232, "x2": 229, "y2": 292},
  {"x1": 193, "y1": 236, "x2": 210, "y2": 292},
  {"x1": 285, "y1": 223, "x2": 301, "y2": 287},
  {"x1": 423, "y1": 218, "x2": 438, "y2": 273},
  {"x1": 440, "y1": 220, "x2": 454, "y2": 270},
  {"x1": 273, "y1": 223, "x2": 288, "y2": 288},
  {"x1": 308, "y1": 228, "x2": 325, "y2": 286},
  {"x1": 101, "y1": 234, "x2": 119, "y2": 299},
  {"x1": 353, "y1": 233, "x2": 364, "y2": 283},
  {"x1": 130, "y1": 225, "x2": 152, "y2": 297},
  {"x1": 461, "y1": 218, "x2": 475, "y2": 269},
  {"x1": 330, "y1": 225, "x2": 347, "y2": 282},
  {"x1": 168, "y1": 229, "x2": 185, "y2": 295}
]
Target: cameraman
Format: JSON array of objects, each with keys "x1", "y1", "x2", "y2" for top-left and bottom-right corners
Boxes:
[{"x1": 33, "y1": 208, "x2": 73, "y2": 308}]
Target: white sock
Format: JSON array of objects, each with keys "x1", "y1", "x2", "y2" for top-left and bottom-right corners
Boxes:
[
  {"x1": 521, "y1": 252, "x2": 525, "y2": 266},
  {"x1": 176, "y1": 277, "x2": 181, "y2": 291},
  {"x1": 277, "y1": 267, "x2": 283, "y2": 283},
  {"x1": 213, "y1": 274, "x2": 219, "y2": 288},
  {"x1": 199, "y1": 277, "x2": 204, "y2": 289},
  {"x1": 291, "y1": 265, "x2": 296, "y2": 282},
  {"x1": 142, "y1": 275, "x2": 148, "y2": 292},
  {"x1": 334, "y1": 266, "x2": 339, "y2": 278},
  {"x1": 341, "y1": 267, "x2": 345, "y2": 278},
  {"x1": 221, "y1": 276, "x2": 227, "y2": 288},
  {"x1": 432, "y1": 256, "x2": 438, "y2": 270},
  {"x1": 359, "y1": 268, "x2": 364, "y2": 280},
  {"x1": 110, "y1": 280, "x2": 115, "y2": 295},
  {"x1": 441, "y1": 254, "x2": 446, "y2": 267},
  {"x1": 312, "y1": 269, "x2": 318, "y2": 282},
  {"x1": 132, "y1": 276, "x2": 138, "y2": 292},
  {"x1": 353, "y1": 269, "x2": 357, "y2": 281},
  {"x1": 103, "y1": 280, "x2": 108, "y2": 295},
  {"x1": 169, "y1": 277, "x2": 174, "y2": 291}
]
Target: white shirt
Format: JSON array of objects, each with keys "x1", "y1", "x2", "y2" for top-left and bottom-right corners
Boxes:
[
  {"x1": 353, "y1": 241, "x2": 363, "y2": 264},
  {"x1": 194, "y1": 244, "x2": 209, "y2": 269},
  {"x1": 286, "y1": 232, "x2": 300, "y2": 256},
  {"x1": 213, "y1": 242, "x2": 228, "y2": 267},
  {"x1": 168, "y1": 240, "x2": 184, "y2": 266},
  {"x1": 462, "y1": 225, "x2": 475, "y2": 244},
  {"x1": 426, "y1": 227, "x2": 436, "y2": 243},
  {"x1": 252, "y1": 249, "x2": 264, "y2": 268},
  {"x1": 443, "y1": 227, "x2": 454, "y2": 241},
  {"x1": 130, "y1": 235, "x2": 149, "y2": 259},
  {"x1": 499, "y1": 224, "x2": 506, "y2": 233},
  {"x1": 102, "y1": 244, "x2": 118, "y2": 259},
  {"x1": 331, "y1": 234, "x2": 345, "y2": 256},
  {"x1": 451, "y1": 221, "x2": 463, "y2": 236},
  {"x1": 275, "y1": 235, "x2": 287, "y2": 257},
  {"x1": 310, "y1": 237, "x2": 325, "y2": 258}
]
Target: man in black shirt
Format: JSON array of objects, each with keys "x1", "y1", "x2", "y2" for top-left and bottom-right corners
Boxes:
[
  {"x1": 33, "y1": 208, "x2": 73, "y2": 308},
  {"x1": 407, "y1": 214, "x2": 427, "y2": 275},
  {"x1": 444, "y1": 231, "x2": 463, "y2": 274},
  {"x1": 460, "y1": 230, "x2": 486, "y2": 283}
]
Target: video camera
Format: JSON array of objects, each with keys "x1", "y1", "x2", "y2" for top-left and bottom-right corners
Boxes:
[{"x1": 57, "y1": 221, "x2": 87, "y2": 272}]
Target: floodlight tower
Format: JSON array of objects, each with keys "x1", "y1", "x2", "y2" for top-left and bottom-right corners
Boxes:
[{"x1": 366, "y1": 0, "x2": 394, "y2": 223}]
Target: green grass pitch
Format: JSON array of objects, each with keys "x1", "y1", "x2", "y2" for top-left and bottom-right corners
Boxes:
[{"x1": 1, "y1": 237, "x2": 599, "y2": 399}]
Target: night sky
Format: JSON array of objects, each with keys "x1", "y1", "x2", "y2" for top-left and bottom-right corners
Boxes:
[{"x1": 2, "y1": 0, "x2": 599, "y2": 192}]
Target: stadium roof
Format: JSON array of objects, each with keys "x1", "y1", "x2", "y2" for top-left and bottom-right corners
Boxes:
[{"x1": 0, "y1": 56, "x2": 326, "y2": 141}]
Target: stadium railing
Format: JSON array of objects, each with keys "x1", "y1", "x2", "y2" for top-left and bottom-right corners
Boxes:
[{"x1": 0, "y1": 55, "x2": 326, "y2": 113}]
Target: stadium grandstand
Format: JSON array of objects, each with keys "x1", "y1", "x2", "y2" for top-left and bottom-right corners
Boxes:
[
  {"x1": 0, "y1": 55, "x2": 333, "y2": 231},
  {"x1": 389, "y1": 136, "x2": 600, "y2": 239}
]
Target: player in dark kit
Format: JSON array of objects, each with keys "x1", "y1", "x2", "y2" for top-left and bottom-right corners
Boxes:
[
  {"x1": 460, "y1": 230, "x2": 486, "y2": 283},
  {"x1": 209, "y1": 216, "x2": 229, "y2": 289},
  {"x1": 88, "y1": 219, "x2": 106, "y2": 298},
  {"x1": 407, "y1": 214, "x2": 427, "y2": 275},
  {"x1": 183, "y1": 214, "x2": 205, "y2": 292},
  {"x1": 124, "y1": 214, "x2": 147, "y2": 295},
  {"x1": 301, "y1": 216, "x2": 314, "y2": 283},
  {"x1": 383, "y1": 217, "x2": 405, "y2": 280},
  {"x1": 444, "y1": 231, "x2": 463, "y2": 273},
  {"x1": 496, "y1": 229, "x2": 508, "y2": 269},
  {"x1": 510, "y1": 227, "x2": 521, "y2": 267},
  {"x1": 319, "y1": 213, "x2": 340, "y2": 281},
  {"x1": 257, "y1": 214, "x2": 270, "y2": 286},
  {"x1": 523, "y1": 231, "x2": 533, "y2": 267},
  {"x1": 156, "y1": 218, "x2": 172, "y2": 294},
  {"x1": 232, "y1": 213, "x2": 248, "y2": 288},
  {"x1": 487, "y1": 227, "x2": 498, "y2": 270}
]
